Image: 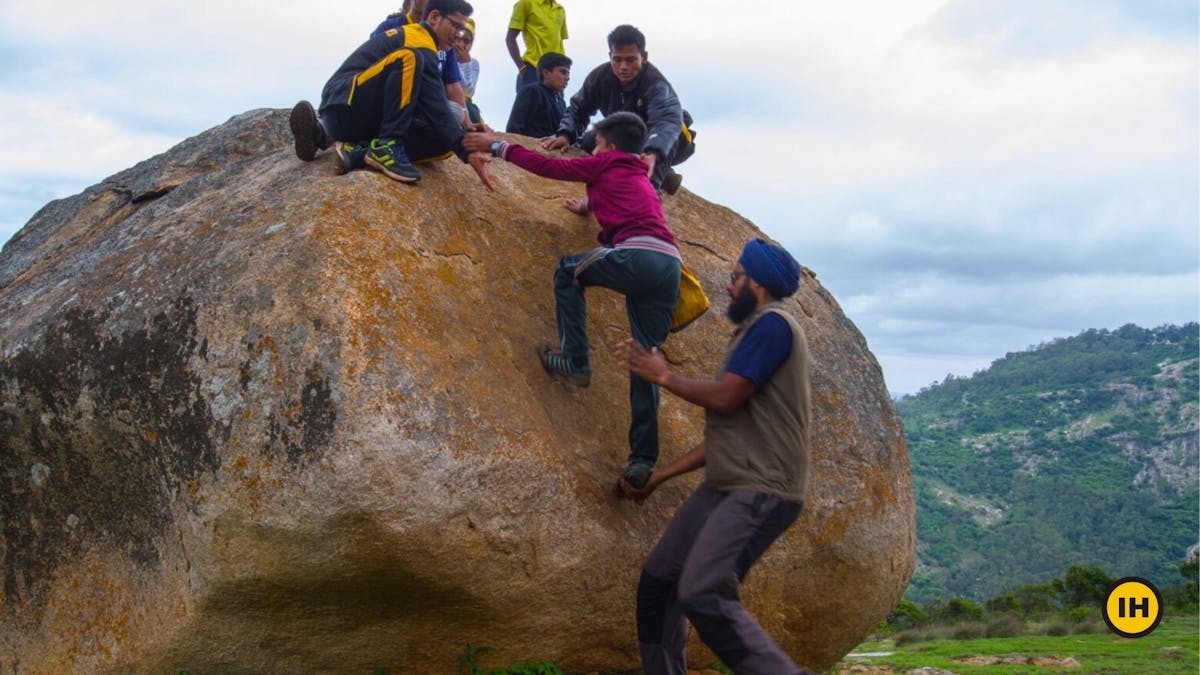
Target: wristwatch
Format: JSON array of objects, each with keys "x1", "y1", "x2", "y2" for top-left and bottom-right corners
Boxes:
[{"x1": 488, "y1": 140, "x2": 502, "y2": 156}]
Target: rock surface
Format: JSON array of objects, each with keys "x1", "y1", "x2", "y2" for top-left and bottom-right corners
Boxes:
[{"x1": 0, "y1": 109, "x2": 914, "y2": 673}]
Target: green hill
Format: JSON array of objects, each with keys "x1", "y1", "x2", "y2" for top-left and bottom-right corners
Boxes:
[{"x1": 896, "y1": 323, "x2": 1199, "y2": 603}]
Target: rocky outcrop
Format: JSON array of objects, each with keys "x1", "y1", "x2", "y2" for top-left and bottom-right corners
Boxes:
[{"x1": 0, "y1": 109, "x2": 914, "y2": 673}]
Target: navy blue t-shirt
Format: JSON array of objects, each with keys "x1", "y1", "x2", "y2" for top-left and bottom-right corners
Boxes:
[{"x1": 725, "y1": 312, "x2": 793, "y2": 390}]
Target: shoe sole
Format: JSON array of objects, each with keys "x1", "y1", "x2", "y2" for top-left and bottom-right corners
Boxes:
[
  {"x1": 289, "y1": 101, "x2": 319, "y2": 162},
  {"x1": 538, "y1": 345, "x2": 590, "y2": 387},
  {"x1": 663, "y1": 171, "x2": 683, "y2": 195},
  {"x1": 333, "y1": 145, "x2": 355, "y2": 175},
  {"x1": 365, "y1": 155, "x2": 421, "y2": 183}
]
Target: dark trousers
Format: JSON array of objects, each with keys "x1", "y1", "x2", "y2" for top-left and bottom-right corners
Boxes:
[
  {"x1": 516, "y1": 62, "x2": 540, "y2": 91},
  {"x1": 554, "y1": 248, "x2": 679, "y2": 467},
  {"x1": 637, "y1": 482, "x2": 805, "y2": 675},
  {"x1": 321, "y1": 52, "x2": 459, "y2": 162}
]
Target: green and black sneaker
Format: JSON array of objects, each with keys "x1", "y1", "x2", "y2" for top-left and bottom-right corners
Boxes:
[
  {"x1": 334, "y1": 142, "x2": 368, "y2": 175},
  {"x1": 365, "y1": 138, "x2": 420, "y2": 183}
]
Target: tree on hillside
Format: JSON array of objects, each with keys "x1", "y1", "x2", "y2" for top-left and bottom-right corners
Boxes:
[{"x1": 1062, "y1": 565, "x2": 1115, "y2": 608}]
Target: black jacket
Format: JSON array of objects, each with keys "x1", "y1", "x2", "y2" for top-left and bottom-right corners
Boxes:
[
  {"x1": 556, "y1": 62, "x2": 686, "y2": 160},
  {"x1": 507, "y1": 84, "x2": 567, "y2": 138}
]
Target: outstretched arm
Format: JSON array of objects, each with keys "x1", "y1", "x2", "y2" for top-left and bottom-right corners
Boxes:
[
  {"x1": 615, "y1": 338, "x2": 756, "y2": 415},
  {"x1": 619, "y1": 441, "x2": 706, "y2": 502},
  {"x1": 462, "y1": 133, "x2": 605, "y2": 183}
]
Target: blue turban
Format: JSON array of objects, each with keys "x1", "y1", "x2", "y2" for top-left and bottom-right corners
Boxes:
[{"x1": 738, "y1": 238, "x2": 800, "y2": 299}]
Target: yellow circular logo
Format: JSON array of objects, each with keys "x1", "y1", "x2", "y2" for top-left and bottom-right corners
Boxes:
[{"x1": 1102, "y1": 577, "x2": 1163, "y2": 638}]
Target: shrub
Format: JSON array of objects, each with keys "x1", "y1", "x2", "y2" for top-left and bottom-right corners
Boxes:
[
  {"x1": 951, "y1": 623, "x2": 986, "y2": 640},
  {"x1": 1063, "y1": 605, "x2": 1093, "y2": 624},
  {"x1": 1073, "y1": 616, "x2": 1104, "y2": 634},
  {"x1": 1038, "y1": 621, "x2": 1071, "y2": 636},
  {"x1": 885, "y1": 598, "x2": 930, "y2": 631},
  {"x1": 1062, "y1": 565, "x2": 1115, "y2": 608},
  {"x1": 985, "y1": 613, "x2": 1026, "y2": 638},
  {"x1": 926, "y1": 597, "x2": 985, "y2": 624},
  {"x1": 894, "y1": 629, "x2": 932, "y2": 646}
]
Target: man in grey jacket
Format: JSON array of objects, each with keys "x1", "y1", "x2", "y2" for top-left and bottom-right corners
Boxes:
[
  {"x1": 540, "y1": 24, "x2": 694, "y2": 194},
  {"x1": 616, "y1": 238, "x2": 816, "y2": 675}
]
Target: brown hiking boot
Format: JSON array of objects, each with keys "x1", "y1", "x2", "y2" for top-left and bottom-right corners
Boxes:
[{"x1": 289, "y1": 100, "x2": 331, "y2": 162}]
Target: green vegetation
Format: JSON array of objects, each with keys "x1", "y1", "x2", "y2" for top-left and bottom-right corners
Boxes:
[
  {"x1": 841, "y1": 614, "x2": 1198, "y2": 674},
  {"x1": 897, "y1": 323, "x2": 1199, "y2": 602},
  {"x1": 458, "y1": 645, "x2": 564, "y2": 675}
]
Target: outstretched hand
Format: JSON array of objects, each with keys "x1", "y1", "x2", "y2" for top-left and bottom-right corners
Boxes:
[
  {"x1": 467, "y1": 152, "x2": 494, "y2": 191},
  {"x1": 563, "y1": 198, "x2": 588, "y2": 215},
  {"x1": 640, "y1": 152, "x2": 658, "y2": 180},
  {"x1": 614, "y1": 338, "x2": 669, "y2": 386},
  {"x1": 540, "y1": 135, "x2": 570, "y2": 151},
  {"x1": 616, "y1": 474, "x2": 660, "y2": 503},
  {"x1": 462, "y1": 132, "x2": 497, "y2": 154}
]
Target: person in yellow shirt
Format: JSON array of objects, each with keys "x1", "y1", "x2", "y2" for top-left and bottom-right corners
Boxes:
[{"x1": 505, "y1": 0, "x2": 567, "y2": 92}]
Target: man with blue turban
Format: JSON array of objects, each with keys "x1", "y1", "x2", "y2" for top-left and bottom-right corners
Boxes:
[{"x1": 615, "y1": 238, "x2": 816, "y2": 675}]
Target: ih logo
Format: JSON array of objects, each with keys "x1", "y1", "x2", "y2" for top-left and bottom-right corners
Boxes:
[{"x1": 1102, "y1": 577, "x2": 1163, "y2": 638}]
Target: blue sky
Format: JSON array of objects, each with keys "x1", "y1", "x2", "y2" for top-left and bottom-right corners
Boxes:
[{"x1": 0, "y1": 0, "x2": 1196, "y2": 394}]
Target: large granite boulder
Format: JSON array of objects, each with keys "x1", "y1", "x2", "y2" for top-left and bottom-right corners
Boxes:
[{"x1": 0, "y1": 109, "x2": 914, "y2": 673}]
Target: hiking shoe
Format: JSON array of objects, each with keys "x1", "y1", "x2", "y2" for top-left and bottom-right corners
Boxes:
[
  {"x1": 662, "y1": 169, "x2": 683, "y2": 195},
  {"x1": 289, "y1": 100, "x2": 331, "y2": 161},
  {"x1": 538, "y1": 345, "x2": 590, "y2": 387},
  {"x1": 622, "y1": 463, "x2": 653, "y2": 490},
  {"x1": 334, "y1": 142, "x2": 368, "y2": 175},
  {"x1": 366, "y1": 138, "x2": 421, "y2": 182}
]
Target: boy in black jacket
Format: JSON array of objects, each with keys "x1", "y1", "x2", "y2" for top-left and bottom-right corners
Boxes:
[{"x1": 505, "y1": 52, "x2": 571, "y2": 138}]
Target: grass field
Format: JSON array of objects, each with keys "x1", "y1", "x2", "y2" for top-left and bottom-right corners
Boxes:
[{"x1": 833, "y1": 614, "x2": 1198, "y2": 674}]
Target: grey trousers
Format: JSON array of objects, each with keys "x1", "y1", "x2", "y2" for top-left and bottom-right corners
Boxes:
[{"x1": 636, "y1": 482, "x2": 805, "y2": 675}]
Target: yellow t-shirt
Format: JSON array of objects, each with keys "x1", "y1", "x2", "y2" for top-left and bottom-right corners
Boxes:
[{"x1": 509, "y1": 0, "x2": 568, "y2": 67}]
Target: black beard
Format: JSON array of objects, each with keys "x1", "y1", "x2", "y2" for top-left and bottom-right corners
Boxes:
[{"x1": 726, "y1": 284, "x2": 758, "y2": 324}]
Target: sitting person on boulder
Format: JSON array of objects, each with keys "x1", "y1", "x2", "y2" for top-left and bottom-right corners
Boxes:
[
  {"x1": 462, "y1": 112, "x2": 681, "y2": 490},
  {"x1": 288, "y1": 0, "x2": 491, "y2": 185},
  {"x1": 369, "y1": 0, "x2": 474, "y2": 129},
  {"x1": 505, "y1": 52, "x2": 571, "y2": 138},
  {"x1": 455, "y1": 18, "x2": 485, "y2": 125}
]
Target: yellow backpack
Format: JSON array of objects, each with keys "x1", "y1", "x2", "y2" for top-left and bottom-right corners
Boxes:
[{"x1": 671, "y1": 264, "x2": 709, "y2": 332}]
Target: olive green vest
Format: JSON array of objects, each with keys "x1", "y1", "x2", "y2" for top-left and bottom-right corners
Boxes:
[{"x1": 703, "y1": 302, "x2": 811, "y2": 501}]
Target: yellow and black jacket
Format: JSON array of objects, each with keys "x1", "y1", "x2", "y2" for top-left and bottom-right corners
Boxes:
[{"x1": 318, "y1": 22, "x2": 466, "y2": 159}]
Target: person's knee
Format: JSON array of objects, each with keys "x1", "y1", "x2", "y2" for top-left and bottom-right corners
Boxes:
[
  {"x1": 553, "y1": 258, "x2": 578, "y2": 289},
  {"x1": 636, "y1": 569, "x2": 675, "y2": 643}
]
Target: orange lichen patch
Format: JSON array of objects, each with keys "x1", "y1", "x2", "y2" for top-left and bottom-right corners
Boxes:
[
  {"x1": 143, "y1": 430, "x2": 158, "y2": 443},
  {"x1": 13, "y1": 548, "x2": 180, "y2": 671}
]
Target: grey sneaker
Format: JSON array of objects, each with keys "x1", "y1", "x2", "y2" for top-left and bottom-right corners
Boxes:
[
  {"x1": 538, "y1": 345, "x2": 591, "y2": 387},
  {"x1": 622, "y1": 463, "x2": 653, "y2": 490}
]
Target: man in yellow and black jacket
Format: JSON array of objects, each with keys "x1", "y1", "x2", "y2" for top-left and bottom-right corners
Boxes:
[{"x1": 289, "y1": 0, "x2": 486, "y2": 184}]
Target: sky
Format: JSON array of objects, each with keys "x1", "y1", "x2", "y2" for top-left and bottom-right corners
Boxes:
[{"x1": 0, "y1": 0, "x2": 1196, "y2": 394}]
